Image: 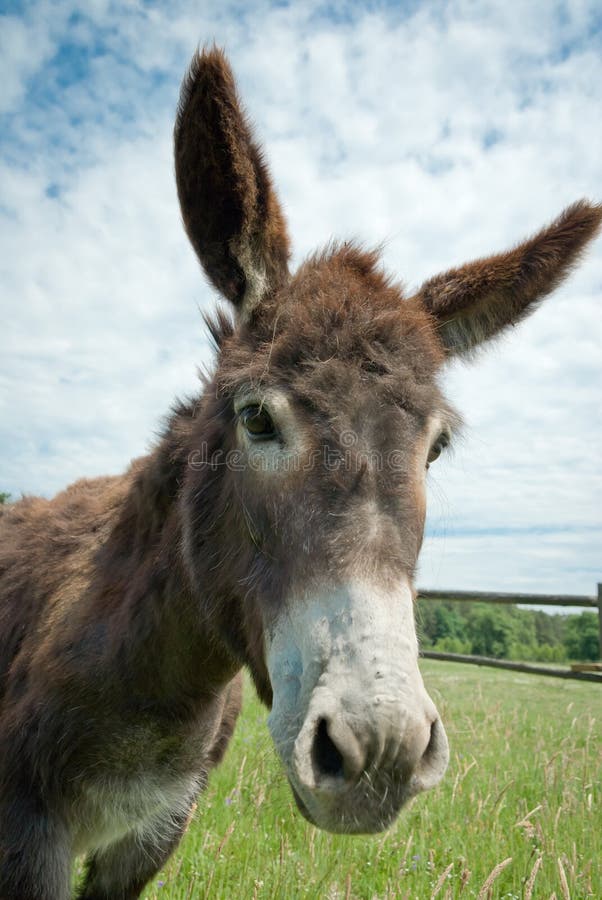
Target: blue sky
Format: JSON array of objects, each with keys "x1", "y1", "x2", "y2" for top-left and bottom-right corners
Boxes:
[{"x1": 1, "y1": 0, "x2": 601, "y2": 596}]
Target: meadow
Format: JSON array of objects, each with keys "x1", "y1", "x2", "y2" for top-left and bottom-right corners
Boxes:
[{"x1": 136, "y1": 662, "x2": 600, "y2": 899}]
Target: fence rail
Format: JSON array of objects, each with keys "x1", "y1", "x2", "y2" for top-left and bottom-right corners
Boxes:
[
  {"x1": 417, "y1": 583, "x2": 602, "y2": 682},
  {"x1": 418, "y1": 589, "x2": 598, "y2": 607},
  {"x1": 421, "y1": 651, "x2": 602, "y2": 683}
]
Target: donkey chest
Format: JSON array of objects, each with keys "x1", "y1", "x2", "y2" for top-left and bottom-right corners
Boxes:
[
  {"x1": 72, "y1": 769, "x2": 201, "y2": 855},
  {"x1": 70, "y1": 718, "x2": 213, "y2": 854}
]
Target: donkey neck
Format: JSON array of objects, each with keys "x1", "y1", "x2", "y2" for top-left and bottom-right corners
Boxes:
[{"x1": 92, "y1": 432, "x2": 240, "y2": 711}]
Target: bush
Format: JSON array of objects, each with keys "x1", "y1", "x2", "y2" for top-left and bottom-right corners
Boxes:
[
  {"x1": 533, "y1": 643, "x2": 567, "y2": 663},
  {"x1": 432, "y1": 636, "x2": 472, "y2": 655},
  {"x1": 564, "y1": 612, "x2": 600, "y2": 662},
  {"x1": 507, "y1": 642, "x2": 567, "y2": 663},
  {"x1": 507, "y1": 642, "x2": 538, "y2": 662}
]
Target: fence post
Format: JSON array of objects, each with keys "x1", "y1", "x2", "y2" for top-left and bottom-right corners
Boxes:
[{"x1": 598, "y1": 583, "x2": 602, "y2": 662}]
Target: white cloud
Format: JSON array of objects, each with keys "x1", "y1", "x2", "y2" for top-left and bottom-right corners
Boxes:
[
  {"x1": 419, "y1": 528, "x2": 602, "y2": 597},
  {"x1": 1, "y1": 0, "x2": 601, "y2": 595},
  {"x1": 0, "y1": 11, "x2": 56, "y2": 113}
]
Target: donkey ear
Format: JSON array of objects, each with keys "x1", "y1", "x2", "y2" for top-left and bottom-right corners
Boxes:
[
  {"x1": 412, "y1": 201, "x2": 602, "y2": 356},
  {"x1": 174, "y1": 47, "x2": 291, "y2": 319}
]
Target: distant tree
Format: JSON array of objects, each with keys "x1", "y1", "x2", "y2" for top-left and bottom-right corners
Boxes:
[
  {"x1": 507, "y1": 605, "x2": 537, "y2": 647},
  {"x1": 533, "y1": 610, "x2": 567, "y2": 648},
  {"x1": 564, "y1": 612, "x2": 600, "y2": 662},
  {"x1": 416, "y1": 600, "x2": 470, "y2": 648},
  {"x1": 0, "y1": 492, "x2": 11, "y2": 505},
  {"x1": 434, "y1": 603, "x2": 468, "y2": 644},
  {"x1": 466, "y1": 606, "x2": 516, "y2": 658}
]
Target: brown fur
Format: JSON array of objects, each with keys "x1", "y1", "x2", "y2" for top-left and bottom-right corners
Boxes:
[
  {"x1": 1, "y1": 46, "x2": 600, "y2": 899},
  {"x1": 174, "y1": 46, "x2": 291, "y2": 312},
  {"x1": 413, "y1": 199, "x2": 602, "y2": 353}
]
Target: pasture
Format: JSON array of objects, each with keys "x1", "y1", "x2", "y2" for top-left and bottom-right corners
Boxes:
[{"x1": 132, "y1": 661, "x2": 600, "y2": 899}]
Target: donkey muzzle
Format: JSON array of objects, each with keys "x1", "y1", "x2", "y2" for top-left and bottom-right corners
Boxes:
[{"x1": 266, "y1": 579, "x2": 449, "y2": 833}]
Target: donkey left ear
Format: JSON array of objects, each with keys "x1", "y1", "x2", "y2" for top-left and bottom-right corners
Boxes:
[
  {"x1": 174, "y1": 47, "x2": 291, "y2": 320},
  {"x1": 411, "y1": 200, "x2": 602, "y2": 356}
]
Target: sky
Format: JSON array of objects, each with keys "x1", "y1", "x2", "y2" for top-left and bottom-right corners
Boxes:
[{"x1": 1, "y1": 0, "x2": 601, "y2": 599}]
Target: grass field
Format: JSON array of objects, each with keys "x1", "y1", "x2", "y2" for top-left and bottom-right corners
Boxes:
[{"x1": 138, "y1": 662, "x2": 600, "y2": 899}]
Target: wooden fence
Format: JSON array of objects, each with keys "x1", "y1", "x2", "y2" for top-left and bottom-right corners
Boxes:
[{"x1": 417, "y1": 584, "x2": 602, "y2": 683}]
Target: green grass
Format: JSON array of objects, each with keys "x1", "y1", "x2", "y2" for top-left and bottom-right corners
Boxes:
[{"x1": 141, "y1": 663, "x2": 600, "y2": 899}]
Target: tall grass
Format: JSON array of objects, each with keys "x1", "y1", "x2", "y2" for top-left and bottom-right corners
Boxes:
[{"x1": 140, "y1": 662, "x2": 600, "y2": 899}]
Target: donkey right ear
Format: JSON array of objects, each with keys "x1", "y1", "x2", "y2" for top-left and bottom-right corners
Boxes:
[
  {"x1": 174, "y1": 47, "x2": 291, "y2": 320},
  {"x1": 411, "y1": 200, "x2": 602, "y2": 356}
]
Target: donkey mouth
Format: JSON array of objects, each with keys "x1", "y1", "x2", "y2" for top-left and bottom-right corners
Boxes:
[{"x1": 288, "y1": 775, "x2": 412, "y2": 835}]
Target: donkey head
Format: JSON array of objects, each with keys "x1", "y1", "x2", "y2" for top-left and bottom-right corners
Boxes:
[{"x1": 174, "y1": 48, "x2": 601, "y2": 834}]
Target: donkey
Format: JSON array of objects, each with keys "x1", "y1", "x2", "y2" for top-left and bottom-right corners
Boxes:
[{"x1": 1, "y1": 47, "x2": 600, "y2": 900}]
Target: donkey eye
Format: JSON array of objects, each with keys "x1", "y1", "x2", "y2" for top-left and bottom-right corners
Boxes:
[
  {"x1": 240, "y1": 406, "x2": 277, "y2": 441},
  {"x1": 427, "y1": 432, "x2": 450, "y2": 467}
]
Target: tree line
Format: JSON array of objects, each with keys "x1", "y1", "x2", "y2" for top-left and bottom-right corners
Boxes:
[{"x1": 417, "y1": 598, "x2": 599, "y2": 663}]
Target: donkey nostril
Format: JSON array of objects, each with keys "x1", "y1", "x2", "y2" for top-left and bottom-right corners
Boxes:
[
  {"x1": 312, "y1": 718, "x2": 345, "y2": 779},
  {"x1": 414, "y1": 717, "x2": 450, "y2": 790},
  {"x1": 423, "y1": 719, "x2": 437, "y2": 760}
]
